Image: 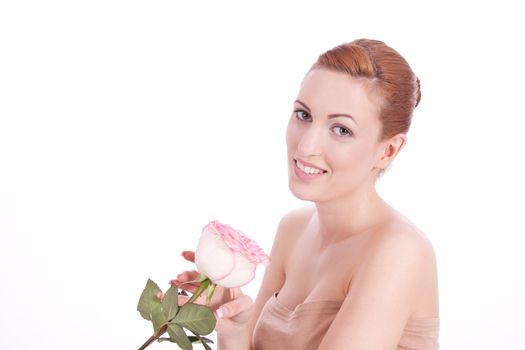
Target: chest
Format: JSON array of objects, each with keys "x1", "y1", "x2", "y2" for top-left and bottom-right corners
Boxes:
[{"x1": 277, "y1": 232, "x2": 371, "y2": 310}]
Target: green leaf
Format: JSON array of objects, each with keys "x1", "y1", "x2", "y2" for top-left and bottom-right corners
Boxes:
[
  {"x1": 157, "y1": 337, "x2": 174, "y2": 343},
  {"x1": 188, "y1": 336, "x2": 213, "y2": 344},
  {"x1": 162, "y1": 285, "x2": 179, "y2": 321},
  {"x1": 167, "y1": 324, "x2": 193, "y2": 350},
  {"x1": 189, "y1": 333, "x2": 214, "y2": 350},
  {"x1": 151, "y1": 303, "x2": 167, "y2": 333},
  {"x1": 137, "y1": 279, "x2": 162, "y2": 321},
  {"x1": 172, "y1": 303, "x2": 216, "y2": 335}
]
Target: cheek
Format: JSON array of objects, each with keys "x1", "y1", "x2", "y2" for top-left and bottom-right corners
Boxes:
[
  {"x1": 328, "y1": 141, "x2": 376, "y2": 173},
  {"x1": 285, "y1": 118, "x2": 299, "y2": 151}
]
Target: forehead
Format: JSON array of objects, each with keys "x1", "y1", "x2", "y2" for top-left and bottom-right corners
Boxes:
[{"x1": 297, "y1": 68, "x2": 381, "y2": 123}]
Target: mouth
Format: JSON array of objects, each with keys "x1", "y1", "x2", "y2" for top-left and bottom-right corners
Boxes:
[{"x1": 294, "y1": 159, "x2": 327, "y2": 175}]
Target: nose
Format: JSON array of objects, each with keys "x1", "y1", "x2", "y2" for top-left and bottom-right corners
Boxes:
[{"x1": 297, "y1": 123, "x2": 324, "y2": 157}]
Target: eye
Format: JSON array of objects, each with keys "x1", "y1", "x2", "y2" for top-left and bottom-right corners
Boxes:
[
  {"x1": 332, "y1": 125, "x2": 353, "y2": 137},
  {"x1": 294, "y1": 109, "x2": 312, "y2": 122}
]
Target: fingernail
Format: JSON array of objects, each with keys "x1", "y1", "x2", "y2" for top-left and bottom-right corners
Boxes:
[{"x1": 216, "y1": 308, "x2": 225, "y2": 319}]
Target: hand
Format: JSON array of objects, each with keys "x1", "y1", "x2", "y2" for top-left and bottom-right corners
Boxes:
[
  {"x1": 170, "y1": 251, "x2": 231, "y2": 310},
  {"x1": 171, "y1": 251, "x2": 254, "y2": 335}
]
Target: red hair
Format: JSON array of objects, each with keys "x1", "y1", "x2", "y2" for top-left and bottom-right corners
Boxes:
[{"x1": 311, "y1": 39, "x2": 420, "y2": 140}]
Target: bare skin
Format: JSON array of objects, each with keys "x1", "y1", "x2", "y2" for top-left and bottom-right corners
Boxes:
[
  {"x1": 175, "y1": 206, "x2": 438, "y2": 349},
  {"x1": 272, "y1": 205, "x2": 439, "y2": 319},
  {"x1": 174, "y1": 68, "x2": 439, "y2": 349}
]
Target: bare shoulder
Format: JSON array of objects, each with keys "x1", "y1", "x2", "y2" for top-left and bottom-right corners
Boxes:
[
  {"x1": 370, "y1": 215, "x2": 436, "y2": 264},
  {"x1": 277, "y1": 205, "x2": 315, "y2": 232},
  {"x1": 374, "y1": 214, "x2": 436, "y2": 268},
  {"x1": 273, "y1": 205, "x2": 316, "y2": 262},
  {"x1": 247, "y1": 205, "x2": 316, "y2": 342},
  {"x1": 317, "y1": 214, "x2": 439, "y2": 349},
  {"x1": 357, "y1": 213, "x2": 439, "y2": 317}
]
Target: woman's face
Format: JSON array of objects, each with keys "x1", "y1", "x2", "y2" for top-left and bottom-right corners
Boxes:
[{"x1": 286, "y1": 68, "x2": 387, "y2": 203}]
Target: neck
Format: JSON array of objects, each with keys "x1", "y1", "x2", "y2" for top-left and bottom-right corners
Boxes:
[{"x1": 312, "y1": 185, "x2": 391, "y2": 244}]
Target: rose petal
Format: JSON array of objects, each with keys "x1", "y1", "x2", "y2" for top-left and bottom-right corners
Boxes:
[
  {"x1": 206, "y1": 221, "x2": 270, "y2": 266},
  {"x1": 213, "y1": 252, "x2": 257, "y2": 288},
  {"x1": 195, "y1": 229, "x2": 235, "y2": 281}
]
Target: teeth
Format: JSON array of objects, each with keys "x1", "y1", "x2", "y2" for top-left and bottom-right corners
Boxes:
[{"x1": 296, "y1": 160, "x2": 324, "y2": 175}]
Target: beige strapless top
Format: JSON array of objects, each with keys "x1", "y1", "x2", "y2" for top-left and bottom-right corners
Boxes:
[{"x1": 252, "y1": 293, "x2": 439, "y2": 350}]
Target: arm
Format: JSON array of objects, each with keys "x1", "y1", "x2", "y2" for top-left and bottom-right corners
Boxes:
[
  {"x1": 217, "y1": 206, "x2": 310, "y2": 349},
  {"x1": 246, "y1": 207, "x2": 311, "y2": 347},
  {"x1": 317, "y1": 231, "x2": 438, "y2": 350}
]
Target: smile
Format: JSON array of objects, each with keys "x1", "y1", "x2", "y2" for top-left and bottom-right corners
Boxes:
[{"x1": 294, "y1": 159, "x2": 327, "y2": 175}]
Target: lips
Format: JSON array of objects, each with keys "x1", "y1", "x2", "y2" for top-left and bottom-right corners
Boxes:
[{"x1": 294, "y1": 159, "x2": 327, "y2": 175}]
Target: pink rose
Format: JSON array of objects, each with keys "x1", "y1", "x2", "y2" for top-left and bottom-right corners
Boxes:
[{"x1": 194, "y1": 221, "x2": 270, "y2": 288}]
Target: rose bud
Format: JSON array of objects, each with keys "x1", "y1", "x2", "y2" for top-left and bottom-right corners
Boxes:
[{"x1": 194, "y1": 220, "x2": 270, "y2": 288}]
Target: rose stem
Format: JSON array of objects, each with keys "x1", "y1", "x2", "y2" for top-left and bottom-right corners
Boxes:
[
  {"x1": 186, "y1": 279, "x2": 209, "y2": 304},
  {"x1": 138, "y1": 279, "x2": 211, "y2": 349},
  {"x1": 138, "y1": 324, "x2": 168, "y2": 350}
]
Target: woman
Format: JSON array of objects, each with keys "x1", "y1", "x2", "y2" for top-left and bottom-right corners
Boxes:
[{"x1": 174, "y1": 38, "x2": 440, "y2": 350}]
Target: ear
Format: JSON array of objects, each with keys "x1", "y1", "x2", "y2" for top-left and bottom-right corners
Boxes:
[{"x1": 374, "y1": 133, "x2": 407, "y2": 170}]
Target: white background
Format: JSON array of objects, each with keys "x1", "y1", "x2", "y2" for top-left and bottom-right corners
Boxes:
[{"x1": 1, "y1": 1, "x2": 524, "y2": 349}]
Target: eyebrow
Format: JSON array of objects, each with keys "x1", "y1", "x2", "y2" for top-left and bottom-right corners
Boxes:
[{"x1": 294, "y1": 99, "x2": 358, "y2": 125}]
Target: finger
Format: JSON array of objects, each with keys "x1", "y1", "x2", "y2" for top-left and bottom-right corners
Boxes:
[
  {"x1": 170, "y1": 279, "x2": 199, "y2": 294},
  {"x1": 215, "y1": 316, "x2": 252, "y2": 334},
  {"x1": 177, "y1": 292, "x2": 207, "y2": 306},
  {"x1": 170, "y1": 271, "x2": 201, "y2": 293},
  {"x1": 173, "y1": 283, "x2": 199, "y2": 294},
  {"x1": 228, "y1": 287, "x2": 243, "y2": 300},
  {"x1": 215, "y1": 294, "x2": 253, "y2": 321},
  {"x1": 181, "y1": 251, "x2": 195, "y2": 263},
  {"x1": 170, "y1": 270, "x2": 199, "y2": 284},
  {"x1": 215, "y1": 317, "x2": 237, "y2": 334},
  {"x1": 177, "y1": 294, "x2": 190, "y2": 306},
  {"x1": 214, "y1": 295, "x2": 253, "y2": 334}
]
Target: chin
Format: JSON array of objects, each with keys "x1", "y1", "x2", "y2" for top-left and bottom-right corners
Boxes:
[{"x1": 288, "y1": 179, "x2": 322, "y2": 202}]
